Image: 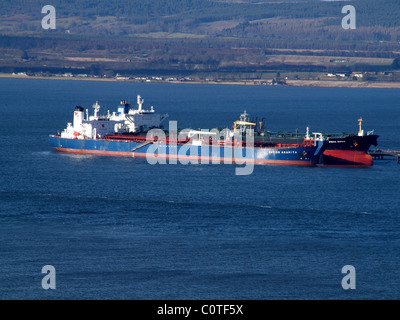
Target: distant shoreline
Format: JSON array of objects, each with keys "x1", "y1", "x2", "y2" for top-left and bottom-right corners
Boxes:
[{"x1": 2, "y1": 73, "x2": 400, "y2": 89}]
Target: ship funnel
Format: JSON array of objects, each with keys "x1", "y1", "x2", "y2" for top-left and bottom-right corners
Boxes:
[
  {"x1": 73, "y1": 105, "x2": 84, "y2": 129},
  {"x1": 118, "y1": 100, "x2": 130, "y2": 114}
]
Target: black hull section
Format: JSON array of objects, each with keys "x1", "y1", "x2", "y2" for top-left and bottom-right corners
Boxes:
[
  {"x1": 255, "y1": 133, "x2": 379, "y2": 152},
  {"x1": 325, "y1": 134, "x2": 379, "y2": 152},
  {"x1": 255, "y1": 133, "x2": 379, "y2": 166}
]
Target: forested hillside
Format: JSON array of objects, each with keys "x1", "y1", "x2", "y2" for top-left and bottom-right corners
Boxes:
[
  {"x1": 2, "y1": 0, "x2": 400, "y2": 34},
  {"x1": 1, "y1": 0, "x2": 400, "y2": 81}
]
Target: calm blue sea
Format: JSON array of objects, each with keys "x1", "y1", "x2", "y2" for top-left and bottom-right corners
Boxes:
[{"x1": 0, "y1": 78, "x2": 399, "y2": 300}]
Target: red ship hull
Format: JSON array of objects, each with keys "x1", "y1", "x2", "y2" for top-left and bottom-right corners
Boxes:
[{"x1": 322, "y1": 150, "x2": 373, "y2": 166}]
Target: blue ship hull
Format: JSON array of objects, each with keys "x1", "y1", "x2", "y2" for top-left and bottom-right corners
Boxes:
[{"x1": 49, "y1": 135, "x2": 326, "y2": 166}]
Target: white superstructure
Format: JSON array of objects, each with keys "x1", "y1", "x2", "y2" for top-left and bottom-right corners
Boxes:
[{"x1": 60, "y1": 94, "x2": 168, "y2": 140}]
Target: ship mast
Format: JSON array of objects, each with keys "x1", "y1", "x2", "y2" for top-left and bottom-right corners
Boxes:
[
  {"x1": 358, "y1": 117, "x2": 364, "y2": 136},
  {"x1": 137, "y1": 95, "x2": 144, "y2": 112},
  {"x1": 233, "y1": 110, "x2": 256, "y2": 135}
]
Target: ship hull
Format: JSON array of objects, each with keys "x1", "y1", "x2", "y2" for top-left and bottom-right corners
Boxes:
[
  {"x1": 322, "y1": 134, "x2": 378, "y2": 166},
  {"x1": 322, "y1": 150, "x2": 373, "y2": 166},
  {"x1": 49, "y1": 135, "x2": 326, "y2": 166},
  {"x1": 256, "y1": 133, "x2": 379, "y2": 166}
]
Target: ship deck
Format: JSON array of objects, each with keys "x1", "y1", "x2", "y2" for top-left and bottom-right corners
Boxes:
[{"x1": 103, "y1": 133, "x2": 311, "y2": 149}]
